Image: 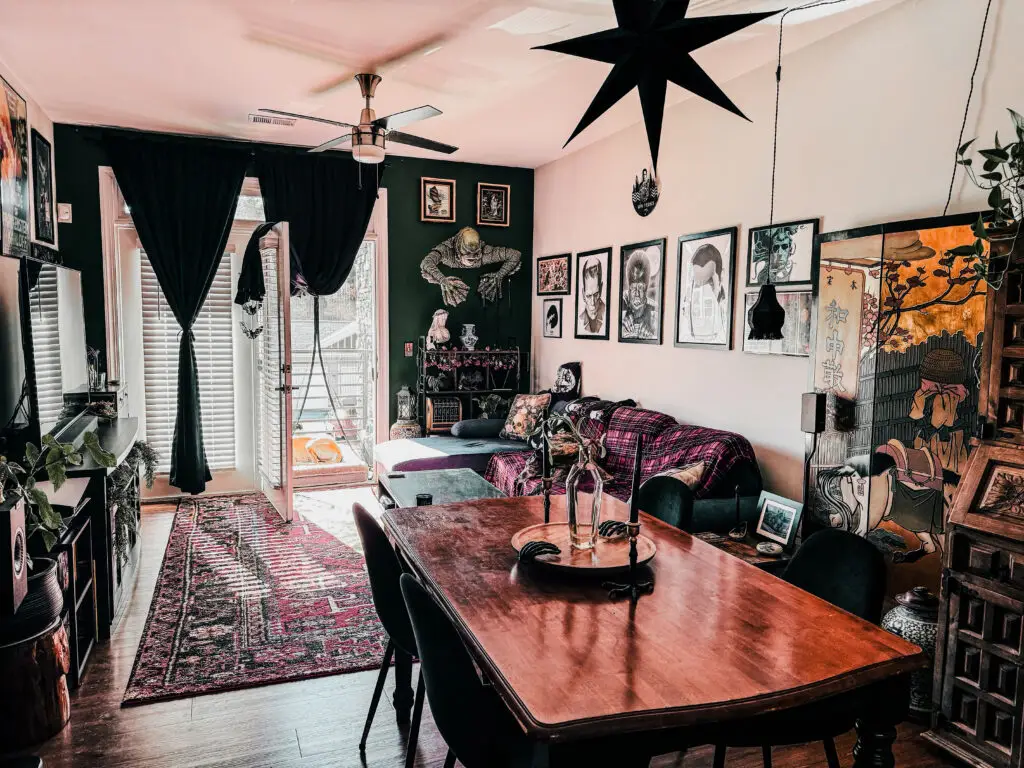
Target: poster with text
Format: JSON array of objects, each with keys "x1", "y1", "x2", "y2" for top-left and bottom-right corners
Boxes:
[{"x1": 0, "y1": 75, "x2": 29, "y2": 258}]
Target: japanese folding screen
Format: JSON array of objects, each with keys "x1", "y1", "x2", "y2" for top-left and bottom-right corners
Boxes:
[{"x1": 808, "y1": 213, "x2": 987, "y2": 592}]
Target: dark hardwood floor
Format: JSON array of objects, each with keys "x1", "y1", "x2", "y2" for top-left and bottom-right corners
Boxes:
[{"x1": 7, "y1": 502, "x2": 961, "y2": 767}]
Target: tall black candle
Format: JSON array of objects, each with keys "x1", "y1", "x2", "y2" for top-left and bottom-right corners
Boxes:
[
  {"x1": 628, "y1": 433, "x2": 643, "y2": 523},
  {"x1": 541, "y1": 428, "x2": 549, "y2": 478}
]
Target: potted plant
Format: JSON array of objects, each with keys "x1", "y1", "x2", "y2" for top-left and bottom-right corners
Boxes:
[
  {"x1": 0, "y1": 432, "x2": 116, "y2": 640},
  {"x1": 955, "y1": 108, "x2": 1024, "y2": 274}
]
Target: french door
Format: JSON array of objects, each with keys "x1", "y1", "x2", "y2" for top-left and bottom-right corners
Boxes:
[{"x1": 257, "y1": 222, "x2": 294, "y2": 521}]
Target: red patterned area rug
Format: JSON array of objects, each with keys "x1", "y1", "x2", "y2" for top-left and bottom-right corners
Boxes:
[{"x1": 122, "y1": 493, "x2": 385, "y2": 706}]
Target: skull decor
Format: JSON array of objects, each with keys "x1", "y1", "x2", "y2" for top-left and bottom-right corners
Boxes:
[{"x1": 420, "y1": 226, "x2": 522, "y2": 306}]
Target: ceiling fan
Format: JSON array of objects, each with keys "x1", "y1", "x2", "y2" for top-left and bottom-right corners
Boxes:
[{"x1": 260, "y1": 74, "x2": 459, "y2": 164}]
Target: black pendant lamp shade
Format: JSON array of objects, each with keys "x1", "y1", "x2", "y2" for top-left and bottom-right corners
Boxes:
[
  {"x1": 534, "y1": 0, "x2": 780, "y2": 170},
  {"x1": 747, "y1": 283, "x2": 786, "y2": 340}
]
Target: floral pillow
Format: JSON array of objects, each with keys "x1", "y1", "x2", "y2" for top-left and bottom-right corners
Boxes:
[{"x1": 500, "y1": 393, "x2": 551, "y2": 441}]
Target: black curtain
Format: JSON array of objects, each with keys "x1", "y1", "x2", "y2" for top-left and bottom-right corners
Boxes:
[
  {"x1": 105, "y1": 135, "x2": 248, "y2": 494},
  {"x1": 255, "y1": 151, "x2": 382, "y2": 296}
]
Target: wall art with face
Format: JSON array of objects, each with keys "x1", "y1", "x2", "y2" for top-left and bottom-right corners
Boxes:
[{"x1": 574, "y1": 247, "x2": 612, "y2": 340}]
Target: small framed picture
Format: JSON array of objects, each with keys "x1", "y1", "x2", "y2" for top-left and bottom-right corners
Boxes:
[
  {"x1": 742, "y1": 289, "x2": 813, "y2": 357},
  {"x1": 575, "y1": 247, "x2": 611, "y2": 340},
  {"x1": 477, "y1": 182, "x2": 510, "y2": 227},
  {"x1": 746, "y1": 218, "x2": 819, "y2": 287},
  {"x1": 31, "y1": 129, "x2": 55, "y2": 245},
  {"x1": 537, "y1": 253, "x2": 571, "y2": 295},
  {"x1": 618, "y1": 238, "x2": 666, "y2": 345},
  {"x1": 755, "y1": 491, "x2": 803, "y2": 549},
  {"x1": 542, "y1": 298, "x2": 563, "y2": 338},
  {"x1": 421, "y1": 177, "x2": 455, "y2": 223}
]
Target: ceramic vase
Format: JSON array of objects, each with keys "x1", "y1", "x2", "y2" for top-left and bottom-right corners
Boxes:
[
  {"x1": 460, "y1": 323, "x2": 479, "y2": 351},
  {"x1": 881, "y1": 586, "x2": 939, "y2": 722},
  {"x1": 565, "y1": 448, "x2": 603, "y2": 550}
]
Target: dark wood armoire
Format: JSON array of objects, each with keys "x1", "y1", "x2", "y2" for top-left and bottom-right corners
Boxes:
[{"x1": 928, "y1": 244, "x2": 1024, "y2": 767}]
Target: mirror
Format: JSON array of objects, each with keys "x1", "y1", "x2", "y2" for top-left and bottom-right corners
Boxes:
[{"x1": 24, "y1": 260, "x2": 89, "y2": 435}]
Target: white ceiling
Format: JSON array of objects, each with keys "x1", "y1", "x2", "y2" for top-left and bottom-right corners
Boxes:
[{"x1": 0, "y1": 0, "x2": 904, "y2": 168}]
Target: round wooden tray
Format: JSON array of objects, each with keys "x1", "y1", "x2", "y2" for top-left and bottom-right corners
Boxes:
[{"x1": 511, "y1": 522, "x2": 656, "y2": 574}]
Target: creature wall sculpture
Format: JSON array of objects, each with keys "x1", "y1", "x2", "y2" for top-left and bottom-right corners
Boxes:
[{"x1": 420, "y1": 226, "x2": 522, "y2": 306}]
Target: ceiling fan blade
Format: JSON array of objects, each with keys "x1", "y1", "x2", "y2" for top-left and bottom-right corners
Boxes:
[
  {"x1": 374, "y1": 105, "x2": 442, "y2": 131},
  {"x1": 388, "y1": 131, "x2": 459, "y2": 154},
  {"x1": 309, "y1": 133, "x2": 353, "y2": 153},
  {"x1": 259, "y1": 108, "x2": 354, "y2": 129},
  {"x1": 311, "y1": 70, "x2": 360, "y2": 96}
]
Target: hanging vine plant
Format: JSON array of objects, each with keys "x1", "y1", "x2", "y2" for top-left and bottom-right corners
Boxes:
[{"x1": 108, "y1": 441, "x2": 158, "y2": 564}]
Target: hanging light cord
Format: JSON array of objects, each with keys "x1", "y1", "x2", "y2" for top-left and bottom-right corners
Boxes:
[
  {"x1": 769, "y1": 0, "x2": 851, "y2": 231},
  {"x1": 943, "y1": 0, "x2": 994, "y2": 216}
]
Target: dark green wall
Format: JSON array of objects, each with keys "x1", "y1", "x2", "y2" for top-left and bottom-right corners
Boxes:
[{"x1": 52, "y1": 125, "x2": 533, "y2": 427}]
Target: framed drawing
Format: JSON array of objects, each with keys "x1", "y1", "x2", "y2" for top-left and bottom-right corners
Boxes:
[
  {"x1": 742, "y1": 289, "x2": 812, "y2": 356},
  {"x1": 421, "y1": 177, "x2": 455, "y2": 223},
  {"x1": 574, "y1": 246, "x2": 612, "y2": 340},
  {"x1": 31, "y1": 129, "x2": 55, "y2": 245},
  {"x1": 755, "y1": 491, "x2": 803, "y2": 549},
  {"x1": 618, "y1": 238, "x2": 665, "y2": 345},
  {"x1": 542, "y1": 298, "x2": 563, "y2": 339},
  {"x1": 0, "y1": 74, "x2": 30, "y2": 257},
  {"x1": 675, "y1": 227, "x2": 737, "y2": 350},
  {"x1": 477, "y1": 182, "x2": 510, "y2": 227},
  {"x1": 746, "y1": 218, "x2": 819, "y2": 287},
  {"x1": 537, "y1": 253, "x2": 571, "y2": 295}
]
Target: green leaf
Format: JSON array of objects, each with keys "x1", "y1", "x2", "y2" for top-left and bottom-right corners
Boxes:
[
  {"x1": 83, "y1": 431, "x2": 117, "y2": 468},
  {"x1": 989, "y1": 187, "x2": 1004, "y2": 210},
  {"x1": 981, "y1": 172, "x2": 1004, "y2": 183},
  {"x1": 984, "y1": 158, "x2": 999, "y2": 173},
  {"x1": 973, "y1": 215, "x2": 988, "y2": 239},
  {"x1": 41, "y1": 434, "x2": 57, "y2": 449},
  {"x1": 65, "y1": 452, "x2": 83, "y2": 467},
  {"x1": 24, "y1": 442, "x2": 39, "y2": 467},
  {"x1": 4, "y1": 461, "x2": 26, "y2": 475},
  {"x1": 1011, "y1": 108, "x2": 1024, "y2": 132},
  {"x1": 958, "y1": 158, "x2": 973, "y2": 167},
  {"x1": 28, "y1": 488, "x2": 61, "y2": 530},
  {"x1": 38, "y1": 529, "x2": 57, "y2": 553},
  {"x1": 958, "y1": 137, "x2": 976, "y2": 156},
  {"x1": 980, "y1": 148, "x2": 1010, "y2": 163},
  {"x1": 45, "y1": 459, "x2": 67, "y2": 491}
]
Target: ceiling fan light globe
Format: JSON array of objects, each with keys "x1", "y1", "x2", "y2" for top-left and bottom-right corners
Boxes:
[{"x1": 353, "y1": 143, "x2": 385, "y2": 164}]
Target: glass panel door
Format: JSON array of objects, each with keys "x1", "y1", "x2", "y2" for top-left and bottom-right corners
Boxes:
[{"x1": 257, "y1": 223, "x2": 294, "y2": 521}]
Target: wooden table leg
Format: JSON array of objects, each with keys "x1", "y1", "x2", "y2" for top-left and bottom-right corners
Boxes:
[
  {"x1": 852, "y1": 676, "x2": 909, "y2": 768},
  {"x1": 393, "y1": 647, "x2": 414, "y2": 724}
]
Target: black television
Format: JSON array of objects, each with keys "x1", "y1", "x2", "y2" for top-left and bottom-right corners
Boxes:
[{"x1": 0, "y1": 253, "x2": 91, "y2": 446}]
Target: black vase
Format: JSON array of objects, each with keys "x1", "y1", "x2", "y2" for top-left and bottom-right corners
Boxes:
[{"x1": 0, "y1": 557, "x2": 63, "y2": 645}]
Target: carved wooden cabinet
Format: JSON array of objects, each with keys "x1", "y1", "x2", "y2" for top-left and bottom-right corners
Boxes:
[{"x1": 928, "y1": 443, "x2": 1024, "y2": 767}]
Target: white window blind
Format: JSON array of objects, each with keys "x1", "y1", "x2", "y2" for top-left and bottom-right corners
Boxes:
[
  {"x1": 140, "y1": 254, "x2": 236, "y2": 473},
  {"x1": 26, "y1": 267, "x2": 63, "y2": 433}
]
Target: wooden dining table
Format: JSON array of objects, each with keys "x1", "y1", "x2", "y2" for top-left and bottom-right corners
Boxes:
[{"x1": 383, "y1": 493, "x2": 928, "y2": 767}]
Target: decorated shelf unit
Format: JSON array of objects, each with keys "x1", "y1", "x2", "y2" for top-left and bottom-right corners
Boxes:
[{"x1": 416, "y1": 337, "x2": 527, "y2": 433}]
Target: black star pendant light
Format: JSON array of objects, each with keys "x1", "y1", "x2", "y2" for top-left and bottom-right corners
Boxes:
[{"x1": 534, "y1": 0, "x2": 780, "y2": 171}]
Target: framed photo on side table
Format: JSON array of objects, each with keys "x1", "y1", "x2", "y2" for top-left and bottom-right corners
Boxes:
[{"x1": 755, "y1": 491, "x2": 803, "y2": 550}]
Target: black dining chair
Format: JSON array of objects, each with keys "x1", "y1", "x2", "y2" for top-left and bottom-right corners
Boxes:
[
  {"x1": 637, "y1": 475, "x2": 695, "y2": 531},
  {"x1": 399, "y1": 572, "x2": 655, "y2": 768},
  {"x1": 712, "y1": 527, "x2": 887, "y2": 768},
  {"x1": 352, "y1": 503, "x2": 426, "y2": 768}
]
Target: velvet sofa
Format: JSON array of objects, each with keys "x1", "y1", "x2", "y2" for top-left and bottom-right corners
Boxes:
[{"x1": 484, "y1": 402, "x2": 763, "y2": 533}]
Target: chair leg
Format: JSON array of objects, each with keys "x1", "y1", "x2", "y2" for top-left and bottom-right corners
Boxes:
[
  {"x1": 443, "y1": 748, "x2": 457, "y2": 768},
  {"x1": 761, "y1": 746, "x2": 772, "y2": 768},
  {"x1": 713, "y1": 745, "x2": 726, "y2": 768},
  {"x1": 823, "y1": 737, "x2": 841, "y2": 768},
  {"x1": 404, "y1": 669, "x2": 427, "y2": 768},
  {"x1": 359, "y1": 639, "x2": 395, "y2": 753}
]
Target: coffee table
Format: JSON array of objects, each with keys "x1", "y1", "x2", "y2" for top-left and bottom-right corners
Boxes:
[{"x1": 378, "y1": 468, "x2": 505, "y2": 509}]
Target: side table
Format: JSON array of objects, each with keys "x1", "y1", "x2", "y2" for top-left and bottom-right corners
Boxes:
[{"x1": 694, "y1": 531, "x2": 793, "y2": 575}]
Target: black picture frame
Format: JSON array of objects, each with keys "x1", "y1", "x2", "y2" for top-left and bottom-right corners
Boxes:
[
  {"x1": 746, "y1": 218, "x2": 820, "y2": 287},
  {"x1": 674, "y1": 226, "x2": 737, "y2": 350},
  {"x1": 618, "y1": 238, "x2": 666, "y2": 345},
  {"x1": 574, "y1": 246, "x2": 612, "y2": 341},
  {"x1": 31, "y1": 129, "x2": 55, "y2": 245},
  {"x1": 477, "y1": 182, "x2": 510, "y2": 227},
  {"x1": 542, "y1": 297, "x2": 563, "y2": 338},
  {"x1": 420, "y1": 177, "x2": 456, "y2": 223},
  {"x1": 0, "y1": 74, "x2": 29, "y2": 258},
  {"x1": 754, "y1": 491, "x2": 803, "y2": 550},
  {"x1": 536, "y1": 253, "x2": 571, "y2": 296}
]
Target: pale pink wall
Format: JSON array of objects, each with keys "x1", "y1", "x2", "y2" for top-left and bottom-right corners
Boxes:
[{"x1": 532, "y1": 0, "x2": 1024, "y2": 500}]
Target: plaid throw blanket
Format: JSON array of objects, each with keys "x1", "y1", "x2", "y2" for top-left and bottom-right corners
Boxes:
[{"x1": 485, "y1": 402, "x2": 758, "y2": 500}]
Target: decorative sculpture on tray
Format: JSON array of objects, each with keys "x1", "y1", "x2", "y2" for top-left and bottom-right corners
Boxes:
[
  {"x1": 420, "y1": 226, "x2": 522, "y2": 306},
  {"x1": 425, "y1": 308, "x2": 450, "y2": 350}
]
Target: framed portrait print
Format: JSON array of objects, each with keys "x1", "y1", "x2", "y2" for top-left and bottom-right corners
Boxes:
[
  {"x1": 742, "y1": 289, "x2": 813, "y2": 357},
  {"x1": 675, "y1": 227, "x2": 737, "y2": 350},
  {"x1": 31, "y1": 129, "x2": 55, "y2": 245},
  {"x1": 477, "y1": 182, "x2": 510, "y2": 227},
  {"x1": 754, "y1": 491, "x2": 803, "y2": 549},
  {"x1": 542, "y1": 298, "x2": 563, "y2": 339},
  {"x1": 574, "y1": 247, "x2": 611, "y2": 340},
  {"x1": 0, "y1": 74, "x2": 30, "y2": 257},
  {"x1": 618, "y1": 238, "x2": 666, "y2": 345},
  {"x1": 537, "y1": 253, "x2": 571, "y2": 295},
  {"x1": 421, "y1": 177, "x2": 455, "y2": 223},
  {"x1": 746, "y1": 218, "x2": 819, "y2": 287}
]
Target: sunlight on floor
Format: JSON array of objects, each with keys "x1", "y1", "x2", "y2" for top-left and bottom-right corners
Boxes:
[{"x1": 295, "y1": 485, "x2": 381, "y2": 553}]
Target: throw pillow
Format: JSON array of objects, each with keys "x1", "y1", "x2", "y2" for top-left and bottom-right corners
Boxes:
[
  {"x1": 544, "y1": 361, "x2": 582, "y2": 406},
  {"x1": 654, "y1": 461, "x2": 706, "y2": 490},
  {"x1": 451, "y1": 418, "x2": 504, "y2": 439},
  {"x1": 500, "y1": 393, "x2": 551, "y2": 441}
]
